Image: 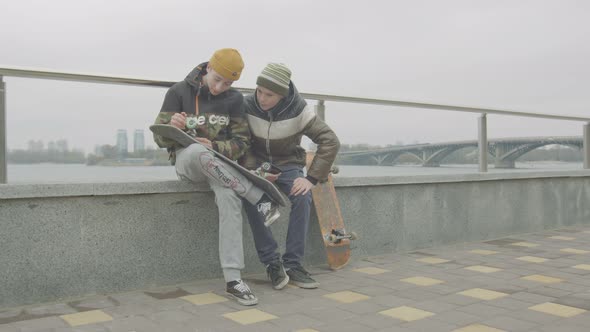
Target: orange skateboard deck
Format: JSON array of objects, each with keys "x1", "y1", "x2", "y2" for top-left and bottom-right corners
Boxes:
[{"x1": 306, "y1": 152, "x2": 357, "y2": 270}]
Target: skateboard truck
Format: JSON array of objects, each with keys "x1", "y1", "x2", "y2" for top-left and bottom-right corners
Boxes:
[{"x1": 327, "y1": 229, "x2": 358, "y2": 244}]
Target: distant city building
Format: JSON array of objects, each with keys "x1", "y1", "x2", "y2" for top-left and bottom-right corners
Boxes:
[
  {"x1": 47, "y1": 141, "x2": 57, "y2": 152},
  {"x1": 27, "y1": 140, "x2": 44, "y2": 152},
  {"x1": 116, "y1": 129, "x2": 128, "y2": 156},
  {"x1": 133, "y1": 129, "x2": 145, "y2": 153},
  {"x1": 56, "y1": 139, "x2": 68, "y2": 152}
]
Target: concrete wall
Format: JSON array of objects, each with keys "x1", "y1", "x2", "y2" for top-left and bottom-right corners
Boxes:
[{"x1": 1, "y1": 171, "x2": 589, "y2": 309}]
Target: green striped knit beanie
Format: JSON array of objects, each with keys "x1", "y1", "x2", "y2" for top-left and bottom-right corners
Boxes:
[{"x1": 256, "y1": 63, "x2": 291, "y2": 96}]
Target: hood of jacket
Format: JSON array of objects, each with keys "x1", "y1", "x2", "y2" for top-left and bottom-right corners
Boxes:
[{"x1": 244, "y1": 81, "x2": 307, "y2": 121}]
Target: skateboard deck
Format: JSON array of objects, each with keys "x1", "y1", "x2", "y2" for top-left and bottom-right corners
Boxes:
[
  {"x1": 306, "y1": 152, "x2": 357, "y2": 270},
  {"x1": 150, "y1": 124, "x2": 288, "y2": 207}
]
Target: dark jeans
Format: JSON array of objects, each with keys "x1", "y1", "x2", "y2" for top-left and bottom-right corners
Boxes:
[{"x1": 244, "y1": 164, "x2": 312, "y2": 269}]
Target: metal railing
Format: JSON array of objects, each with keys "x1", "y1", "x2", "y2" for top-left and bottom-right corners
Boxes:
[{"x1": 1, "y1": 66, "x2": 589, "y2": 183}]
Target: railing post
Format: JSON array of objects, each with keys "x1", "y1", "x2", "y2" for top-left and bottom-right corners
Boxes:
[
  {"x1": 0, "y1": 76, "x2": 6, "y2": 183},
  {"x1": 315, "y1": 100, "x2": 325, "y2": 121},
  {"x1": 584, "y1": 122, "x2": 590, "y2": 169},
  {"x1": 478, "y1": 114, "x2": 488, "y2": 172}
]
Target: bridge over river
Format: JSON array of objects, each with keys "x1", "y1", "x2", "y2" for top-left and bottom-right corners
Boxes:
[{"x1": 339, "y1": 136, "x2": 583, "y2": 168}]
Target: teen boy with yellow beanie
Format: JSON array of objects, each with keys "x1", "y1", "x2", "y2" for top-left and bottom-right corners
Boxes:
[
  {"x1": 242, "y1": 63, "x2": 340, "y2": 290},
  {"x1": 153, "y1": 49, "x2": 280, "y2": 306}
]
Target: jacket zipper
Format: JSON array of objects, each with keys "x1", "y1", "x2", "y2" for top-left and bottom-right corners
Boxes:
[{"x1": 266, "y1": 112, "x2": 273, "y2": 164}]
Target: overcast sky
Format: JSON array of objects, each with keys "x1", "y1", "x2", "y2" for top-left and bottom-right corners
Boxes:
[{"x1": 1, "y1": 0, "x2": 589, "y2": 153}]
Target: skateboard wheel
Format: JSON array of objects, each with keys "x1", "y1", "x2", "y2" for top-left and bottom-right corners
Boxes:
[
  {"x1": 261, "y1": 162, "x2": 272, "y2": 172},
  {"x1": 186, "y1": 117, "x2": 198, "y2": 129},
  {"x1": 349, "y1": 231, "x2": 358, "y2": 241},
  {"x1": 328, "y1": 234, "x2": 338, "y2": 243},
  {"x1": 331, "y1": 165, "x2": 340, "y2": 174}
]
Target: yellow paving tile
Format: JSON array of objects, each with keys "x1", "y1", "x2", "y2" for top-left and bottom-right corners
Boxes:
[
  {"x1": 400, "y1": 276, "x2": 444, "y2": 286},
  {"x1": 323, "y1": 291, "x2": 370, "y2": 303},
  {"x1": 529, "y1": 302, "x2": 587, "y2": 318},
  {"x1": 464, "y1": 265, "x2": 502, "y2": 273},
  {"x1": 520, "y1": 274, "x2": 563, "y2": 284},
  {"x1": 453, "y1": 323, "x2": 506, "y2": 332},
  {"x1": 222, "y1": 309, "x2": 278, "y2": 325},
  {"x1": 416, "y1": 257, "x2": 450, "y2": 264},
  {"x1": 572, "y1": 264, "x2": 590, "y2": 271},
  {"x1": 469, "y1": 249, "x2": 499, "y2": 255},
  {"x1": 181, "y1": 292, "x2": 228, "y2": 305},
  {"x1": 516, "y1": 256, "x2": 548, "y2": 263},
  {"x1": 379, "y1": 306, "x2": 435, "y2": 322},
  {"x1": 457, "y1": 288, "x2": 509, "y2": 300},
  {"x1": 560, "y1": 248, "x2": 590, "y2": 254},
  {"x1": 510, "y1": 242, "x2": 539, "y2": 247},
  {"x1": 548, "y1": 236, "x2": 575, "y2": 240},
  {"x1": 353, "y1": 267, "x2": 390, "y2": 275},
  {"x1": 60, "y1": 310, "x2": 113, "y2": 327}
]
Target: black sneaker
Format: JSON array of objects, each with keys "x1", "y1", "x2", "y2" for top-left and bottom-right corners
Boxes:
[
  {"x1": 257, "y1": 201, "x2": 280, "y2": 227},
  {"x1": 226, "y1": 279, "x2": 258, "y2": 306},
  {"x1": 286, "y1": 265, "x2": 319, "y2": 289},
  {"x1": 266, "y1": 260, "x2": 289, "y2": 290}
]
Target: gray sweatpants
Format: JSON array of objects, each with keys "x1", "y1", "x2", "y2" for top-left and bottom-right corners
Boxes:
[{"x1": 175, "y1": 144, "x2": 265, "y2": 282}]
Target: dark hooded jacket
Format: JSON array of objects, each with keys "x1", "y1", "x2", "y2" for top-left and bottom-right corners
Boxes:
[
  {"x1": 153, "y1": 62, "x2": 250, "y2": 164},
  {"x1": 242, "y1": 82, "x2": 340, "y2": 183}
]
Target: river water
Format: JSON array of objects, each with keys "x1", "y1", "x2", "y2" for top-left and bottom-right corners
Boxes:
[{"x1": 5, "y1": 162, "x2": 585, "y2": 184}]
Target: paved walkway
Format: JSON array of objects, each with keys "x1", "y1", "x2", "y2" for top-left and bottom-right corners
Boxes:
[{"x1": 2, "y1": 226, "x2": 590, "y2": 332}]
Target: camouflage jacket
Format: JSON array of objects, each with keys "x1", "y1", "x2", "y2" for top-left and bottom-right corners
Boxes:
[{"x1": 153, "y1": 63, "x2": 250, "y2": 164}]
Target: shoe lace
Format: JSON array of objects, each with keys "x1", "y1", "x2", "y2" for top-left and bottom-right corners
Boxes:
[
  {"x1": 233, "y1": 280, "x2": 251, "y2": 293},
  {"x1": 267, "y1": 262, "x2": 281, "y2": 275},
  {"x1": 292, "y1": 265, "x2": 311, "y2": 276},
  {"x1": 257, "y1": 201, "x2": 272, "y2": 215}
]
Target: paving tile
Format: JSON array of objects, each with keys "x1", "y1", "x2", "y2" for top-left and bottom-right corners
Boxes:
[
  {"x1": 456, "y1": 302, "x2": 510, "y2": 318},
  {"x1": 510, "y1": 242, "x2": 540, "y2": 248},
  {"x1": 529, "y1": 302, "x2": 587, "y2": 317},
  {"x1": 10, "y1": 316, "x2": 69, "y2": 330},
  {"x1": 266, "y1": 313, "x2": 324, "y2": 330},
  {"x1": 464, "y1": 265, "x2": 503, "y2": 273},
  {"x1": 180, "y1": 292, "x2": 228, "y2": 305},
  {"x1": 416, "y1": 257, "x2": 451, "y2": 264},
  {"x1": 400, "y1": 316, "x2": 458, "y2": 331},
  {"x1": 552, "y1": 296, "x2": 590, "y2": 311},
  {"x1": 457, "y1": 288, "x2": 509, "y2": 300},
  {"x1": 516, "y1": 256, "x2": 549, "y2": 263},
  {"x1": 60, "y1": 310, "x2": 113, "y2": 327},
  {"x1": 486, "y1": 297, "x2": 538, "y2": 310},
  {"x1": 323, "y1": 291, "x2": 370, "y2": 303},
  {"x1": 452, "y1": 323, "x2": 507, "y2": 332},
  {"x1": 400, "y1": 276, "x2": 445, "y2": 286},
  {"x1": 560, "y1": 248, "x2": 590, "y2": 254},
  {"x1": 548, "y1": 236, "x2": 576, "y2": 241},
  {"x1": 432, "y1": 310, "x2": 481, "y2": 326},
  {"x1": 572, "y1": 264, "x2": 590, "y2": 271},
  {"x1": 222, "y1": 309, "x2": 278, "y2": 325},
  {"x1": 379, "y1": 306, "x2": 435, "y2": 322},
  {"x1": 520, "y1": 274, "x2": 563, "y2": 284},
  {"x1": 353, "y1": 267, "x2": 390, "y2": 275},
  {"x1": 469, "y1": 250, "x2": 499, "y2": 255}
]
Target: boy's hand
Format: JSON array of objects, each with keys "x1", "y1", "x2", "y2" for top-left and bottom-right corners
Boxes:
[
  {"x1": 290, "y1": 177, "x2": 314, "y2": 196},
  {"x1": 170, "y1": 112, "x2": 187, "y2": 129}
]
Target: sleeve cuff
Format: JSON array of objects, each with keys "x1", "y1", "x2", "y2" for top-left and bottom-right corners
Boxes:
[{"x1": 306, "y1": 175, "x2": 318, "y2": 185}]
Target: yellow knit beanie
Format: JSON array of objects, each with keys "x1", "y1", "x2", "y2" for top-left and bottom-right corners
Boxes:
[{"x1": 209, "y1": 48, "x2": 244, "y2": 81}]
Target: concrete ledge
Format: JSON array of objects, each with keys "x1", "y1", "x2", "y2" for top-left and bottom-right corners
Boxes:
[
  {"x1": 1, "y1": 172, "x2": 589, "y2": 309},
  {"x1": 2, "y1": 169, "x2": 589, "y2": 199}
]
